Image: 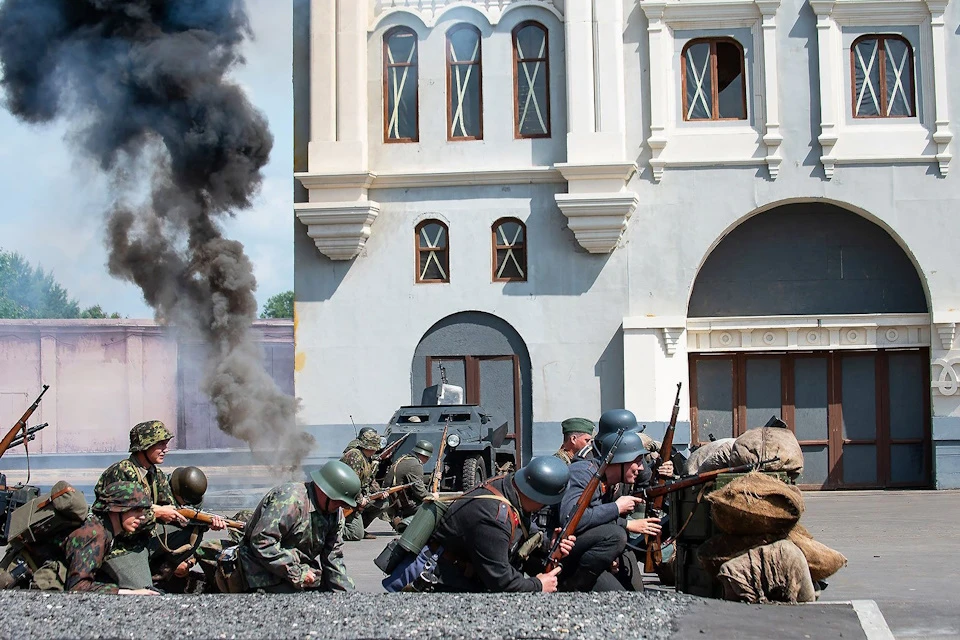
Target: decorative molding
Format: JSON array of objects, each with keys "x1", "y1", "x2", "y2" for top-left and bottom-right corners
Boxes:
[
  {"x1": 370, "y1": 0, "x2": 563, "y2": 30},
  {"x1": 810, "y1": 0, "x2": 952, "y2": 178},
  {"x1": 554, "y1": 193, "x2": 639, "y2": 254},
  {"x1": 295, "y1": 168, "x2": 564, "y2": 191},
  {"x1": 661, "y1": 327, "x2": 685, "y2": 356},
  {"x1": 936, "y1": 323, "x2": 957, "y2": 350},
  {"x1": 687, "y1": 313, "x2": 931, "y2": 352},
  {"x1": 640, "y1": 0, "x2": 782, "y2": 181},
  {"x1": 932, "y1": 355, "x2": 960, "y2": 395},
  {"x1": 294, "y1": 202, "x2": 381, "y2": 261}
]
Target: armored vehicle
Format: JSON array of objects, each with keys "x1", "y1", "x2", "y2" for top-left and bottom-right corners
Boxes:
[{"x1": 381, "y1": 383, "x2": 517, "y2": 491}]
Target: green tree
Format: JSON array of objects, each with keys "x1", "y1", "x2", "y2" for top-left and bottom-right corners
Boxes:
[
  {"x1": 260, "y1": 290, "x2": 294, "y2": 319},
  {"x1": 80, "y1": 304, "x2": 121, "y2": 319},
  {"x1": 0, "y1": 250, "x2": 80, "y2": 318}
]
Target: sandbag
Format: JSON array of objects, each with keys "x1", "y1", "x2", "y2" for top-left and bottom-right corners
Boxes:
[
  {"x1": 638, "y1": 433, "x2": 661, "y2": 454},
  {"x1": 706, "y1": 472, "x2": 804, "y2": 536},
  {"x1": 789, "y1": 524, "x2": 847, "y2": 582},
  {"x1": 729, "y1": 427, "x2": 804, "y2": 478},
  {"x1": 716, "y1": 539, "x2": 816, "y2": 604},
  {"x1": 697, "y1": 531, "x2": 785, "y2": 576},
  {"x1": 685, "y1": 438, "x2": 736, "y2": 475}
]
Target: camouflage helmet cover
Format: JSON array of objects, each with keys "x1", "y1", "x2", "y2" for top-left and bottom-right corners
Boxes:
[
  {"x1": 171, "y1": 466, "x2": 208, "y2": 505},
  {"x1": 310, "y1": 460, "x2": 361, "y2": 507},
  {"x1": 358, "y1": 426, "x2": 378, "y2": 439},
  {"x1": 358, "y1": 430, "x2": 381, "y2": 450},
  {"x1": 412, "y1": 439, "x2": 434, "y2": 457},
  {"x1": 129, "y1": 420, "x2": 174, "y2": 452},
  {"x1": 93, "y1": 481, "x2": 152, "y2": 513}
]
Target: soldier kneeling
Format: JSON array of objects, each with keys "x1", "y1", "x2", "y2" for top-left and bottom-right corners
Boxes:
[{"x1": 385, "y1": 439, "x2": 437, "y2": 533}]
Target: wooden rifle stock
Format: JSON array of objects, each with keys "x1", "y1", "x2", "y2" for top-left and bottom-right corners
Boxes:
[
  {"x1": 430, "y1": 419, "x2": 450, "y2": 494},
  {"x1": 644, "y1": 382, "x2": 682, "y2": 572},
  {"x1": 342, "y1": 482, "x2": 415, "y2": 517},
  {"x1": 375, "y1": 432, "x2": 411, "y2": 462},
  {"x1": 177, "y1": 508, "x2": 246, "y2": 532},
  {"x1": 545, "y1": 429, "x2": 626, "y2": 572},
  {"x1": 0, "y1": 385, "x2": 49, "y2": 460}
]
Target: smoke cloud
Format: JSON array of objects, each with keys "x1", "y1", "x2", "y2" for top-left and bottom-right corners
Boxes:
[{"x1": 0, "y1": 0, "x2": 313, "y2": 467}]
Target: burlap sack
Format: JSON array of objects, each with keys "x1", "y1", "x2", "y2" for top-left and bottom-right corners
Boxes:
[
  {"x1": 697, "y1": 531, "x2": 785, "y2": 576},
  {"x1": 717, "y1": 539, "x2": 816, "y2": 604},
  {"x1": 638, "y1": 433, "x2": 661, "y2": 454},
  {"x1": 789, "y1": 524, "x2": 847, "y2": 582},
  {"x1": 706, "y1": 472, "x2": 804, "y2": 536},
  {"x1": 729, "y1": 427, "x2": 804, "y2": 478},
  {"x1": 685, "y1": 438, "x2": 736, "y2": 475}
]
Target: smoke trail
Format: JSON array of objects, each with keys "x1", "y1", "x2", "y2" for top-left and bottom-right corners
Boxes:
[{"x1": 0, "y1": 0, "x2": 313, "y2": 467}]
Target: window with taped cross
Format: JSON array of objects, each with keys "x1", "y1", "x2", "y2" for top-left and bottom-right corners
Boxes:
[
  {"x1": 513, "y1": 21, "x2": 550, "y2": 138},
  {"x1": 492, "y1": 218, "x2": 527, "y2": 282},
  {"x1": 851, "y1": 35, "x2": 915, "y2": 119},
  {"x1": 681, "y1": 37, "x2": 747, "y2": 121},
  {"x1": 416, "y1": 220, "x2": 450, "y2": 284},
  {"x1": 384, "y1": 27, "x2": 419, "y2": 142},
  {"x1": 446, "y1": 24, "x2": 483, "y2": 140}
]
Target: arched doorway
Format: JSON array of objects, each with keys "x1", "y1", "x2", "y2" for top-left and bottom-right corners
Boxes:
[
  {"x1": 412, "y1": 312, "x2": 532, "y2": 464},
  {"x1": 687, "y1": 202, "x2": 931, "y2": 489}
]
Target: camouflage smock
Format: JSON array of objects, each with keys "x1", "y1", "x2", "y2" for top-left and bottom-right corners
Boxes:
[
  {"x1": 238, "y1": 482, "x2": 354, "y2": 592},
  {"x1": 45, "y1": 513, "x2": 120, "y2": 593},
  {"x1": 94, "y1": 455, "x2": 169, "y2": 556},
  {"x1": 340, "y1": 448, "x2": 381, "y2": 495}
]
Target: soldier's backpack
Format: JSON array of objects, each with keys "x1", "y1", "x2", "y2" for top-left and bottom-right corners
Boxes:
[{"x1": 6, "y1": 480, "x2": 88, "y2": 544}]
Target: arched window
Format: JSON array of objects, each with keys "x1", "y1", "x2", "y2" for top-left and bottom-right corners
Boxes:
[
  {"x1": 383, "y1": 27, "x2": 419, "y2": 142},
  {"x1": 851, "y1": 35, "x2": 915, "y2": 118},
  {"x1": 513, "y1": 22, "x2": 550, "y2": 138},
  {"x1": 416, "y1": 220, "x2": 450, "y2": 283},
  {"x1": 492, "y1": 218, "x2": 526, "y2": 282},
  {"x1": 681, "y1": 38, "x2": 747, "y2": 121},
  {"x1": 446, "y1": 25, "x2": 482, "y2": 140}
]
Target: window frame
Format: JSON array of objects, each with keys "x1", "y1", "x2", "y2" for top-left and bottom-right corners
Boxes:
[
  {"x1": 382, "y1": 26, "x2": 420, "y2": 144},
  {"x1": 512, "y1": 21, "x2": 551, "y2": 139},
  {"x1": 849, "y1": 34, "x2": 916, "y2": 120},
  {"x1": 491, "y1": 217, "x2": 528, "y2": 283},
  {"x1": 415, "y1": 219, "x2": 450, "y2": 284},
  {"x1": 445, "y1": 24, "x2": 484, "y2": 141},
  {"x1": 680, "y1": 37, "x2": 748, "y2": 122}
]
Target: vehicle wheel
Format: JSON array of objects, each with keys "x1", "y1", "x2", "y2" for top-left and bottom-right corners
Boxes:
[{"x1": 461, "y1": 456, "x2": 486, "y2": 491}]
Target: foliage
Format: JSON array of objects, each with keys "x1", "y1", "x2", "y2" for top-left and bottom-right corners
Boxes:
[
  {"x1": 0, "y1": 249, "x2": 121, "y2": 319},
  {"x1": 80, "y1": 305, "x2": 121, "y2": 319},
  {"x1": 260, "y1": 290, "x2": 294, "y2": 319}
]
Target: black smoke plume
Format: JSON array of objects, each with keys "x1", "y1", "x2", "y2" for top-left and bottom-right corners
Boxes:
[{"x1": 0, "y1": 0, "x2": 313, "y2": 467}]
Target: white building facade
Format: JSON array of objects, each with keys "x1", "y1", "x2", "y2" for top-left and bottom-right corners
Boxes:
[{"x1": 293, "y1": 0, "x2": 960, "y2": 489}]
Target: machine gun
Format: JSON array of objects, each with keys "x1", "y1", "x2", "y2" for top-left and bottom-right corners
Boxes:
[
  {"x1": 5, "y1": 423, "x2": 48, "y2": 451},
  {"x1": 430, "y1": 418, "x2": 450, "y2": 494},
  {"x1": 342, "y1": 482, "x2": 415, "y2": 518},
  {"x1": 177, "y1": 508, "x2": 247, "y2": 532},
  {"x1": 374, "y1": 432, "x2": 411, "y2": 463},
  {"x1": 644, "y1": 382, "x2": 682, "y2": 572},
  {"x1": 0, "y1": 385, "x2": 49, "y2": 460},
  {"x1": 545, "y1": 429, "x2": 626, "y2": 572}
]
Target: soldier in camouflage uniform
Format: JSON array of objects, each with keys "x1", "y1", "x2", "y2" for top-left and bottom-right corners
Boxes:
[
  {"x1": 223, "y1": 460, "x2": 360, "y2": 593},
  {"x1": 94, "y1": 420, "x2": 188, "y2": 588},
  {"x1": 340, "y1": 430, "x2": 386, "y2": 541},
  {"x1": 384, "y1": 439, "x2": 436, "y2": 533},
  {"x1": 26, "y1": 481, "x2": 159, "y2": 595},
  {"x1": 554, "y1": 418, "x2": 596, "y2": 465},
  {"x1": 342, "y1": 426, "x2": 379, "y2": 454}
]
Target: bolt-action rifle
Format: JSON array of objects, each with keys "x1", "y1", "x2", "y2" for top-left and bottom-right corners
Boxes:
[
  {"x1": 643, "y1": 383, "x2": 682, "y2": 572},
  {"x1": 545, "y1": 428, "x2": 626, "y2": 572},
  {"x1": 177, "y1": 508, "x2": 247, "y2": 532},
  {"x1": 430, "y1": 418, "x2": 450, "y2": 494},
  {"x1": 633, "y1": 457, "x2": 781, "y2": 504},
  {"x1": 343, "y1": 482, "x2": 416, "y2": 518},
  {"x1": 0, "y1": 385, "x2": 49, "y2": 460},
  {"x1": 6, "y1": 423, "x2": 48, "y2": 451},
  {"x1": 374, "y1": 432, "x2": 411, "y2": 463}
]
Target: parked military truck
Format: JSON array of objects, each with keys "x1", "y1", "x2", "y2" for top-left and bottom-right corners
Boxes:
[{"x1": 381, "y1": 384, "x2": 517, "y2": 491}]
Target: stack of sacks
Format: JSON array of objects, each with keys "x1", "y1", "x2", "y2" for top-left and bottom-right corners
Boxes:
[
  {"x1": 728, "y1": 426, "x2": 804, "y2": 480},
  {"x1": 698, "y1": 472, "x2": 846, "y2": 604},
  {"x1": 685, "y1": 438, "x2": 737, "y2": 475}
]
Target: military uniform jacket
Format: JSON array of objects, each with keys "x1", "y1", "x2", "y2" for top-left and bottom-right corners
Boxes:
[
  {"x1": 238, "y1": 482, "x2": 354, "y2": 592},
  {"x1": 561, "y1": 458, "x2": 655, "y2": 535},
  {"x1": 386, "y1": 454, "x2": 429, "y2": 517},
  {"x1": 432, "y1": 475, "x2": 543, "y2": 593},
  {"x1": 40, "y1": 513, "x2": 120, "y2": 593},
  {"x1": 340, "y1": 448, "x2": 381, "y2": 495},
  {"x1": 94, "y1": 455, "x2": 168, "y2": 555}
]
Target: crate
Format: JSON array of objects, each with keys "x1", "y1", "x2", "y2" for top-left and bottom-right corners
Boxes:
[{"x1": 674, "y1": 541, "x2": 723, "y2": 598}]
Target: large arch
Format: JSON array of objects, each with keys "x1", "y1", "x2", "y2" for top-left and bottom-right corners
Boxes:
[
  {"x1": 412, "y1": 311, "x2": 533, "y2": 463},
  {"x1": 685, "y1": 201, "x2": 931, "y2": 490}
]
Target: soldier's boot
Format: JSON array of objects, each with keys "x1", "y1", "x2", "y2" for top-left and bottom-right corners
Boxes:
[{"x1": 560, "y1": 568, "x2": 602, "y2": 592}]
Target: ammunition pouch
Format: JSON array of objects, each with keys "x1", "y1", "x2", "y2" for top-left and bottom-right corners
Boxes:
[
  {"x1": 516, "y1": 531, "x2": 544, "y2": 564},
  {"x1": 31, "y1": 559, "x2": 67, "y2": 592}
]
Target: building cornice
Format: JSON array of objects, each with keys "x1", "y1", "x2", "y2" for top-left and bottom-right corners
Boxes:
[{"x1": 294, "y1": 201, "x2": 381, "y2": 261}]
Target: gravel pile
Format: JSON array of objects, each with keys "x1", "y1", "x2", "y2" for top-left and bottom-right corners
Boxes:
[{"x1": 0, "y1": 590, "x2": 695, "y2": 640}]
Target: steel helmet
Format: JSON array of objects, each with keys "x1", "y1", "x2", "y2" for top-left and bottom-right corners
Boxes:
[
  {"x1": 310, "y1": 460, "x2": 361, "y2": 507},
  {"x1": 171, "y1": 466, "x2": 208, "y2": 505},
  {"x1": 92, "y1": 481, "x2": 152, "y2": 513},
  {"x1": 513, "y1": 456, "x2": 570, "y2": 505},
  {"x1": 129, "y1": 420, "x2": 174, "y2": 453},
  {"x1": 412, "y1": 440, "x2": 434, "y2": 458},
  {"x1": 597, "y1": 409, "x2": 639, "y2": 438},
  {"x1": 598, "y1": 431, "x2": 646, "y2": 465}
]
